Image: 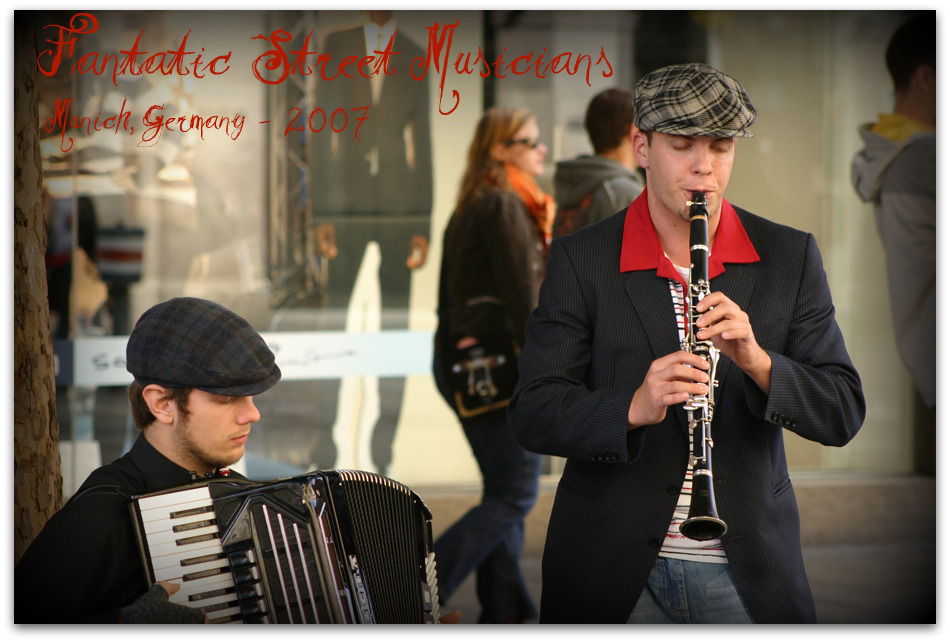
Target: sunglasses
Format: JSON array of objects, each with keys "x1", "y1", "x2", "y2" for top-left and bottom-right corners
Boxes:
[{"x1": 504, "y1": 138, "x2": 543, "y2": 149}]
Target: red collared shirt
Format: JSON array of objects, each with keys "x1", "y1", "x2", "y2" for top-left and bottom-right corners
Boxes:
[{"x1": 619, "y1": 189, "x2": 760, "y2": 285}]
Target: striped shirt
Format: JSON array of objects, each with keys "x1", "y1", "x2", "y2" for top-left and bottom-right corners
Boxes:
[{"x1": 658, "y1": 266, "x2": 728, "y2": 564}]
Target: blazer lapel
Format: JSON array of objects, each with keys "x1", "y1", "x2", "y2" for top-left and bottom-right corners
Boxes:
[
  {"x1": 623, "y1": 271, "x2": 680, "y2": 359},
  {"x1": 623, "y1": 270, "x2": 689, "y2": 433}
]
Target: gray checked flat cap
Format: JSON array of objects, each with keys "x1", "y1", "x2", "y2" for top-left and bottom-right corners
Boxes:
[
  {"x1": 126, "y1": 297, "x2": 281, "y2": 396},
  {"x1": 634, "y1": 63, "x2": 757, "y2": 138}
]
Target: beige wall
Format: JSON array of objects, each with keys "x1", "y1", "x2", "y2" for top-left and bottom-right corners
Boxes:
[{"x1": 713, "y1": 11, "x2": 915, "y2": 472}]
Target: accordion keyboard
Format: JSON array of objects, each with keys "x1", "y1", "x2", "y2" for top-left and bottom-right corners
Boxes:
[
  {"x1": 132, "y1": 472, "x2": 441, "y2": 624},
  {"x1": 135, "y1": 486, "x2": 267, "y2": 623}
]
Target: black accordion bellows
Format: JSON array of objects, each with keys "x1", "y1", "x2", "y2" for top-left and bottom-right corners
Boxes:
[
  {"x1": 328, "y1": 471, "x2": 432, "y2": 623},
  {"x1": 131, "y1": 470, "x2": 442, "y2": 624}
]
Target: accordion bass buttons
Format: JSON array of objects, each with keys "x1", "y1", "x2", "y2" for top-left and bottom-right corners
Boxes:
[
  {"x1": 232, "y1": 567, "x2": 260, "y2": 585},
  {"x1": 226, "y1": 549, "x2": 270, "y2": 622}
]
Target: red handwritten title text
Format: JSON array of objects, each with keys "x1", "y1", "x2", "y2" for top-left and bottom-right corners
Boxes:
[
  {"x1": 250, "y1": 20, "x2": 613, "y2": 114},
  {"x1": 37, "y1": 13, "x2": 232, "y2": 86},
  {"x1": 36, "y1": 12, "x2": 615, "y2": 144}
]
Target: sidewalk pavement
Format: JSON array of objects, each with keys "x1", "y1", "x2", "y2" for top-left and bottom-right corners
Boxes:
[{"x1": 441, "y1": 539, "x2": 937, "y2": 625}]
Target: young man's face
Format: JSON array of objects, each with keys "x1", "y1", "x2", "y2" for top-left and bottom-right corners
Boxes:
[
  {"x1": 172, "y1": 389, "x2": 261, "y2": 474},
  {"x1": 633, "y1": 130, "x2": 736, "y2": 224}
]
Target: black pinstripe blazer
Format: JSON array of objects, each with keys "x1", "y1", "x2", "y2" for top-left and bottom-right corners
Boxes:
[{"x1": 508, "y1": 204, "x2": 865, "y2": 623}]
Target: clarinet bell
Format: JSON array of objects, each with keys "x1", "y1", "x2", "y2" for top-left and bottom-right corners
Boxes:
[{"x1": 680, "y1": 472, "x2": 728, "y2": 541}]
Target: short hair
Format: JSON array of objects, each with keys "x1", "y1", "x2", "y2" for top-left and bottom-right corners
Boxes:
[
  {"x1": 128, "y1": 381, "x2": 191, "y2": 430},
  {"x1": 885, "y1": 13, "x2": 936, "y2": 92},
  {"x1": 585, "y1": 88, "x2": 635, "y2": 154}
]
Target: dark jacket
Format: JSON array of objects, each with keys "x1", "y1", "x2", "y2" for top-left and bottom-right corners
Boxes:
[
  {"x1": 433, "y1": 189, "x2": 544, "y2": 416},
  {"x1": 438, "y1": 189, "x2": 543, "y2": 348},
  {"x1": 14, "y1": 435, "x2": 239, "y2": 623},
  {"x1": 508, "y1": 204, "x2": 865, "y2": 623}
]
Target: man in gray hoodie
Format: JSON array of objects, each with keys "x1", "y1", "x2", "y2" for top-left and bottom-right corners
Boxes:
[
  {"x1": 553, "y1": 88, "x2": 644, "y2": 238},
  {"x1": 851, "y1": 12, "x2": 935, "y2": 472}
]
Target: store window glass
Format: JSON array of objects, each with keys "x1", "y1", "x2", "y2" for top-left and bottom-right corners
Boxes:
[{"x1": 34, "y1": 9, "x2": 922, "y2": 497}]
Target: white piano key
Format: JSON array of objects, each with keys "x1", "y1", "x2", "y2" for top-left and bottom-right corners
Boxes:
[
  {"x1": 157, "y1": 500, "x2": 214, "y2": 517},
  {"x1": 206, "y1": 606, "x2": 245, "y2": 623},
  {"x1": 140, "y1": 505, "x2": 216, "y2": 533},
  {"x1": 189, "y1": 593, "x2": 239, "y2": 612},
  {"x1": 170, "y1": 575, "x2": 238, "y2": 604},
  {"x1": 150, "y1": 548, "x2": 225, "y2": 575},
  {"x1": 136, "y1": 487, "x2": 213, "y2": 512},
  {"x1": 150, "y1": 551, "x2": 226, "y2": 576},
  {"x1": 144, "y1": 522, "x2": 220, "y2": 547},
  {"x1": 152, "y1": 557, "x2": 231, "y2": 583},
  {"x1": 139, "y1": 498, "x2": 213, "y2": 521},
  {"x1": 152, "y1": 549, "x2": 226, "y2": 574},
  {"x1": 144, "y1": 527, "x2": 222, "y2": 558}
]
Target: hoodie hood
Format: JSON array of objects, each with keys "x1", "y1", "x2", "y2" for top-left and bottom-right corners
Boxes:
[
  {"x1": 554, "y1": 155, "x2": 642, "y2": 207},
  {"x1": 851, "y1": 117, "x2": 936, "y2": 204}
]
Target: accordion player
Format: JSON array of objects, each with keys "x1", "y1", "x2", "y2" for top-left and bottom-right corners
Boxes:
[{"x1": 130, "y1": 470, "x2": 442, "y2": 623}]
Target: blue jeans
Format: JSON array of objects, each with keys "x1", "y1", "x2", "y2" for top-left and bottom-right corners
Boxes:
[
  {"x1": 433, "y1": 412, "x2": 542, "y2": 623},
  {"x1": 627, "y1": 556, "x2": 754, "y2": 624}
]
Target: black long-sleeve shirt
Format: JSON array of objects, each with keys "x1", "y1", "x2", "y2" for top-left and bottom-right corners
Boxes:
[{"x1": 15, "y1": 434, "x2": 237, "y2": 623}]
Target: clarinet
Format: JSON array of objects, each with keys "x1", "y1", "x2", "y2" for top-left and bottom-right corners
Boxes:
[{"x1": 679, "y1": 191, "x2": 728, "y2": 541}]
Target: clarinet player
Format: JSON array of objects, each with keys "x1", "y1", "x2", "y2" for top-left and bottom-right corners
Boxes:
[{"x1": 507, "y1": 63, "x2": 866, "y2": 623}]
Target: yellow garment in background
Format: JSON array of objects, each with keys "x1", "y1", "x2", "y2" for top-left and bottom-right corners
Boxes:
[{"x1": 871, "y1": 112, "x2": 935, "y2": 142}]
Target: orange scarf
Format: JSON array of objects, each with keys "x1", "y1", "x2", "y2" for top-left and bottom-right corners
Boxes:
[{"x1": 505, "y1": 163, "x2": 554, "y2": 248}]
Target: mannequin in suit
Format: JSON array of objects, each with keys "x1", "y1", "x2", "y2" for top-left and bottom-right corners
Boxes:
[
  {"x1": 308, "y1": 11, "x2": 432, "y2": 474},
  {"x1": 508, "y1": 63, "x2": 865, "y2": 623}
]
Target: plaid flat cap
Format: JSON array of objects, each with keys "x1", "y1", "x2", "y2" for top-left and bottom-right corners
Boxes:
[
  {"x1": 634, "y1": 63, "x2": 757, "y2": 138},
  {"x1": 126, "y1": 297, "x2": 281, "y2": 396}
]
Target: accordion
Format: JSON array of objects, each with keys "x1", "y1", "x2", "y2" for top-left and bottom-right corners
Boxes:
[{"x1": 130, "y1": 470, "x2": 442, "y2": 624}]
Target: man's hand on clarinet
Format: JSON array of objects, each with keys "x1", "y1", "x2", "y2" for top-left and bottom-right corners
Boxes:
[
  {"x1": 627, "y1": 350, "x2": 709, "y2": 430},
  {"x1": 694, "y1": 292, "x2": 772, "y2": 394}
]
